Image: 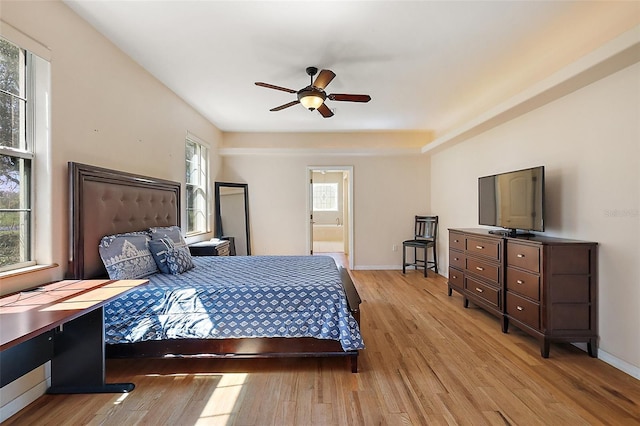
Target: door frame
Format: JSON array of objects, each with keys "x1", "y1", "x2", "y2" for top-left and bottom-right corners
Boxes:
[{"x1": 306, "y1": 166, "x2": 354, "y2": 270}]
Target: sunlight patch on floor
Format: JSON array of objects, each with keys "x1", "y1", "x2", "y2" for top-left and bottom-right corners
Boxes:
[
  {"x1": 196, "y1": 373, "x2": 247, "y2": 425},
  {"x1": 112, "y1": 393, "x2": 129, "y2": 406}
]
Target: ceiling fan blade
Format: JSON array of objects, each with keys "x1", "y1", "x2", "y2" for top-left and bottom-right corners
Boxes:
[
  {"x1": 270, "y1": 100, "x2": 300, "y2": 112},
  {"x1": 255, "y1": 82, "x2": 297, "y2": 94},
  {"x1": 328, "y1": 93, "x2": 371, "y2": 102},
  {"x1": 317, "y1": 103, "x2": 334, "y2": 118},
  {"x1": 312, "y1": 69, "x2": 336, "y2": 90}
]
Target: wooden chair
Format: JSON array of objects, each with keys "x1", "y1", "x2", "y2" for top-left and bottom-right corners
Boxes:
[{"x1": 402, "y1": 215, "x2": 438, "y2": 277}]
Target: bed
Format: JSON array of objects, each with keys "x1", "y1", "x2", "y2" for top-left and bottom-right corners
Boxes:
[{"x1": 67, "y1": 162, "x2": 363, "y2": 372}]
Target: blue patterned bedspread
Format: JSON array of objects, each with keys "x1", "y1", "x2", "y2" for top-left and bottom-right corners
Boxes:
[{"x1": 104, "y1": 255, "x2": 364, "y2": 351}]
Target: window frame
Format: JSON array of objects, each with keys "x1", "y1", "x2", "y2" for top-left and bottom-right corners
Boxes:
[
  {"x1": 185, "y1": 133, "x2": 210, "y2": 236},
  {"x1": 0, "y1": 37, "x2": 36, "y2": 272}
]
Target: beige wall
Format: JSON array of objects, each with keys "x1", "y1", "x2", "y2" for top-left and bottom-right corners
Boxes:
[
  {"x1": 221, "y1": 137, "x2": 430, "y2": 269},
  {"x1": 0, "y1": 1, "x2": 221, "y2": 420},
  {"x1": 431, "y1": 62, "x2": 640, "y2": 374}
]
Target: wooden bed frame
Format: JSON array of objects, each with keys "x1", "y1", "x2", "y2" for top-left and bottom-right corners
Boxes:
[{"x1": 67, "y1": 162, "x2": 361, "y2": 372}]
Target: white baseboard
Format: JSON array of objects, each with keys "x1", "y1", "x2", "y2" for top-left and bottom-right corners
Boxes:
[
  {"x1": 352, "y1": 265, "x2": 442, "y2": 274},
  {"x1": 352, "y1": 265, "x2": 402, "y2": 270},
  {"x1": 598, "y1": 349, "x2": 640, "y2": 380}
]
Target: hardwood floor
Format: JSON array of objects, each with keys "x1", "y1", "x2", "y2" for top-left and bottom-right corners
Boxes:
[{"x1": 6, "y1": 269, "x2": 639, "y2": 425}]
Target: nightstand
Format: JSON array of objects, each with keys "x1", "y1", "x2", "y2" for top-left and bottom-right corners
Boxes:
[{"x1": 188, "y1": 240, "x2": 231, "y2": 256}]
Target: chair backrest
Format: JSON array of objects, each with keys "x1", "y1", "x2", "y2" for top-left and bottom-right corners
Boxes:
[{"x1": 415, "y1": 215, "x2": 438, "y2": 240}]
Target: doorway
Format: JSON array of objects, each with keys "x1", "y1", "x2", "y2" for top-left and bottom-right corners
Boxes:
[{"x1": 307, "y1": 166, "x2": 354, "y2": 270}]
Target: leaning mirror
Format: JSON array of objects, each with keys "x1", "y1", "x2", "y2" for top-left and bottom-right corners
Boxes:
[{"x1": 214, "y1": 182, "x2": 251, "y2": 255}]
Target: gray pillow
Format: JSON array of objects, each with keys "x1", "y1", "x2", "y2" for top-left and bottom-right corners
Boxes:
[
  {"x1": 148, "y1": 237, "x2": 174, "y2": 274},
  {"x1": 98, "y1": 232, "x2": 158, "y2": 280},
  {"x1": 149, "y1": 226, "x2": 187, "y2": 249}
]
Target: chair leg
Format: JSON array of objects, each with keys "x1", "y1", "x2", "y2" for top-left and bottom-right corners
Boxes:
[
  {"x1": 402, "y1": 244, "x2": 434, "y2": 277},
  {"x1": 423, "y1": 247, "x2": 428, "y2": 277},
  {"x1": 413, "y1": 247, "x2": 417, "y2": 271},
  {"x1": 433, "y1": 244, "x2": 438, "y2": 274},
  {"x1": 402, "y1": 245, "x2": 406, "y2": 274},
  {"x1": 422, "y1": 247, "x2": 429, "y2": 278}
]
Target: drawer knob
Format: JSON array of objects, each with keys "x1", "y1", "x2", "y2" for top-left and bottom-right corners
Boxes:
[
  {"x1": 454, "y1": 239, "x2": 459, "y2": 243},
  {"x1": 476, "y1": 245, "x2": 484, "y2": 249},
  {"x1": 476, "y1": 266, "x2": 484, "y2": 271},
  {"x1": 454, "y1": 257, "x2": 459, "y2": 261},
  {"x1": 475, "y1": 287, "x2": 484, "y2": 293},
  {"x1": 516, "y1": 280, "x2": 524, "y2": 284},
  {"x1": 517, "y1": 254, "x2": 525, "y2": 258},
  {"x1": 452, "y1": 275, "x2": 457, "y2": 279},
  {"x1": 517, "y1": 306, "x2": 524, "y2": 311}
]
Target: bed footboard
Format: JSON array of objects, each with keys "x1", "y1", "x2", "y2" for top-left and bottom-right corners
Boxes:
[
  {"x1": 340, "y1": 267, "x2": 361, "y2": 324},
  {"x1": 106, "y1": 338, "x2": 359, "y2": 372}
]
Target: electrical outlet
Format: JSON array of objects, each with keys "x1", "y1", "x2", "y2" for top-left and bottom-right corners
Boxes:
[{"x1": 392, "y1": 244, "x2": 398, "y2": 252}]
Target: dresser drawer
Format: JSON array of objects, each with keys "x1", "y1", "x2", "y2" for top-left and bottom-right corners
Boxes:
[
  {"x1": 449, "y1": 251, "x2": 465, "y2": 269},
  {"x1": 507, "y1": 242, "x2": 540, "y2": 273},
  {"x1": 216, "y1": 246, "x2": 230, "y2": 256},
  {"x1": 466, "y1": 237, "x2": 500, "y2": 260},
  {"x1": 448, "y1": 267, "x2": 464, "y2": 291},
  {"x1": 506, "y1": 267, "x2": 540, "y2": 301},
  {"x1": 507, "y1": 292, "x2": 540, "y2": 330},
  {"x1": 465, "y1": 276, "x2": 500, "y2": 308},
  {"x1": 466, "y1": 257, "x2": 500, "y2": 283},
  {"x1": 449, "y1": 233, "x2": 465, "y2": 251}
]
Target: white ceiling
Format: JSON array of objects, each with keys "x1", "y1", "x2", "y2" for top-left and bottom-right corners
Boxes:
[{"x1": 63, "y1": 1, "x2": 624, "y2": 135}]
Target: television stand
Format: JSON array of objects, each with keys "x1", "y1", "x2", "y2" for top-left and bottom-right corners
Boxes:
[{"x1": 488, "y1": 229, "x2": 534, "y2": 238}]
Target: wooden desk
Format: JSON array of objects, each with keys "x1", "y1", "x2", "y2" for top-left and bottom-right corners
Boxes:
[{"x1": 0, "y1": 279, "x2": 147, "y2": 393}]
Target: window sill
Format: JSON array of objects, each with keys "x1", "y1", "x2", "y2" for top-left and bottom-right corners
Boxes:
[
  {"x1": 185, "y1": 232, "x2": 213, "y2": 245},
  {"x1": 0, "y1": 263, "x2": 59, "y2": 280}
]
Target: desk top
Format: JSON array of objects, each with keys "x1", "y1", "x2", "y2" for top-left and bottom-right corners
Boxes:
[{"x1": 0, "y1": 279, "x2": 147, "y2": 351}]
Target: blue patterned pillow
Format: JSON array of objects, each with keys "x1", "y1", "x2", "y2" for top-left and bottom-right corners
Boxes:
[
  {"x1": 98, "y1": 232, "x2": 158, "y2": 280},
  {"x1": 165, "y1": 245, "x2": 195, "y2": 275},
  {"x1": 148, "y1": 237, "x2": 174, "y2": 274},
  {"x1": 149, "y1": 226, "x2": 187, "y2": 249}
]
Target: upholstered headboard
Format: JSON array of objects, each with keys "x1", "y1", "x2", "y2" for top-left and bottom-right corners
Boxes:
[{"x1": 68, "y1": 162, "x2": 181, "y2": 279}]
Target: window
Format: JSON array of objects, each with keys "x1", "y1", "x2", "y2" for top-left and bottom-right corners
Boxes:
[
  {"x1": 313, "y1": 183, "x2": 338, "y2": 211},
  {"x1": 185, "y1": 135, "x2": 209, "y2": 235},
  {"x1": 0, "y1": 37, "x2": 33, "y2": 272}
]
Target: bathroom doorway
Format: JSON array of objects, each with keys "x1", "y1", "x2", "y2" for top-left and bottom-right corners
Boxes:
[{"x1": 307, "y1": 166, "x2": 354, "y2": 270}]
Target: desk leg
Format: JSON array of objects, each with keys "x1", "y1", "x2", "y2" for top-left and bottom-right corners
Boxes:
[{"x1": 48, "y1": 307, "x2": 134, "y2": 394}]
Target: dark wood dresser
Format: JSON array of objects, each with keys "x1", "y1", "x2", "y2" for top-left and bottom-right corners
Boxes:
[{"x1": 448, "y1": 228, "x2": 598, "y2": 358}]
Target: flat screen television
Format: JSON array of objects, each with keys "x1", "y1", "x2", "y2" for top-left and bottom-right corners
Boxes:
[{"x1": 478, "y1": 166, "x2": 544, "y2": 237}]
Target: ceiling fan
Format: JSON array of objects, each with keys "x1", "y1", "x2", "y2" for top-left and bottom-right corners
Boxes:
[{"x1": 255, "y1": 67, "x2": 371, "y2": 118}]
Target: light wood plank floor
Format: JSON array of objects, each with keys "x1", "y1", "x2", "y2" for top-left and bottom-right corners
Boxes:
[{"x1": 6, "y1": 268, "x2": 640, "y2": 425}]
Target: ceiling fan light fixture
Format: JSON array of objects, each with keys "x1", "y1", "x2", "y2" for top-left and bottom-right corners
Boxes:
[
  {"x1": 298, "y1": 88, "x2": 326, "y2": 110},
  {"x1": 256, "y1": 67, "x2": 370, "y2": 117}
]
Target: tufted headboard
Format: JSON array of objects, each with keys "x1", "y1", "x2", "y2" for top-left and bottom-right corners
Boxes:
[{"x1": 67, "y1": 162, "x2": 181, "y2": 279}]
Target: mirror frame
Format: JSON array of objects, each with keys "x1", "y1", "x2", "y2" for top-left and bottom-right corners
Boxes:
[{"x1": 214, "y1": 182, "x2": 251, "y2": 255}]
